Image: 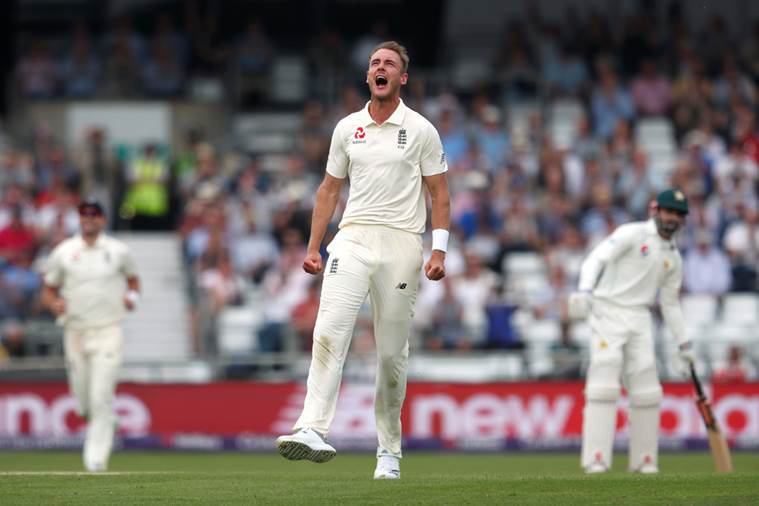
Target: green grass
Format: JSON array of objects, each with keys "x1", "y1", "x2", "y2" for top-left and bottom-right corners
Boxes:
[{"x1": 0, "y1": 451, "x2": 758, "y2": 505}]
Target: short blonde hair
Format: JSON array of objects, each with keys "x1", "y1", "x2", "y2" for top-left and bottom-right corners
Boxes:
[{"x1": 368, "y1": 40, "x2": 409, "y2": 72}]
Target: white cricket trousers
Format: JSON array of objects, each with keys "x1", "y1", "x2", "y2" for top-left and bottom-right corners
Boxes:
[
  {"x1": 64, "y1": 324, "x2": 123, "y2": 471},
  {"x1": 294, "y1": 224, "x2": 423, "y2": 458},
  {"x1": 581, "y1": 299, "x2": 663, "y2": 471}
]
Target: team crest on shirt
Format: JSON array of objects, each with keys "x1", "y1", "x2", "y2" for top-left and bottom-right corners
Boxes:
[
  {"x1": 640, "y1": 244, "x2": 649, "y2": 257},
  {"x1": 397, "y1": 129, "x2": 407, "y2": 148},
  {"x1": 352, "y1": 127, "x2": 367, "y2": 144}
]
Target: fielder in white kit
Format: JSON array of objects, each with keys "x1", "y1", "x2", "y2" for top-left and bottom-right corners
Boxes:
[
  {"x1": 43, "y1": 197, "x2": 141, "y2": 472},
  {"x1": 276, "y1": 41, "x2": 451, "y2": 480},
  {"x1": 568, "y1": 189, "x2": 695, "y2": 474}
]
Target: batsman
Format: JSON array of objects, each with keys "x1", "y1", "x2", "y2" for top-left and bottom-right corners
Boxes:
[{"x1": 568, "y1": 188, "x2": 695, "y2": 474}]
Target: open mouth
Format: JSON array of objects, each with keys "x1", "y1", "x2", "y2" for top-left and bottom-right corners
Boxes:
[{"x1": 375, "y1": 75, "x2": 388, "y2": 88}]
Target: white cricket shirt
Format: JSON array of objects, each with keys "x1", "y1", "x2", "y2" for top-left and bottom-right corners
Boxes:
[
  {"x1": 44, "y1": 234, "x2": 138, "y2": 330},
  {"x1": 326, "y1": 99, "x2": 448, "y2": 234},
  {"x1": 579, "y1": 219, "x2": 682, "y2": 305},
  {"x1": 578, "y1": 219, "x2": 687, "y2": 343}
]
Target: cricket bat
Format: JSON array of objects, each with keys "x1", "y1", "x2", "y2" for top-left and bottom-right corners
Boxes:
[{"x1": 690, "y1": 364, "x2": 733, "y2": 473}]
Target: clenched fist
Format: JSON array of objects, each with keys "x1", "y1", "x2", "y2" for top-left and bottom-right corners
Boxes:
[
  {"x1": 303, "y1": 250, "x2": 323, "y2": 275},
  {"x1": 424, "y1": 250, "x2": 446, "y2": 281}
]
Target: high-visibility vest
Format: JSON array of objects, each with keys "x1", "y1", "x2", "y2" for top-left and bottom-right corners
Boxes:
[{"x1": 121, "y1": 157, "x2": 169, "y2": 217}]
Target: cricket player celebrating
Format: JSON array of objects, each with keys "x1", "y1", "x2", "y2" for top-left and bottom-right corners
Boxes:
[
  {"x1": 276, "y1": 41, "x2": 450, "y2": 480},
  {"x1": 42, "y1": 197, "x2": 140, "y2": 472},
  {"x1": 569, "y1": 189, "x2": 695, "y2": 474}
]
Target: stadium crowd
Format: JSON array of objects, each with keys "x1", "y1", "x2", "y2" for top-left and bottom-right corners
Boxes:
[{"x1": 1, "y1": 5, "x2": 758, "y2": 380}]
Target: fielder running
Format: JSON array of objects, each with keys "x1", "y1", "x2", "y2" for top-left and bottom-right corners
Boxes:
[
  {"x1": 276, "y1": 40, "x2": 450, "y2": 480},
  {"x1": 42, "y1": 197, "x2": 140, "y2": 472},
  {"x1": 568, "y1": 188, "x2": 695, "y2": 474}
]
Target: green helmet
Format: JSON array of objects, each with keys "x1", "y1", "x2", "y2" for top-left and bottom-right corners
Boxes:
[{"x1": 656, "y1": 188, "x2": 689, "y2": 215}]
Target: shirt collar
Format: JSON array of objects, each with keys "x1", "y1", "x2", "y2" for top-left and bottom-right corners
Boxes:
[
  {"x1": 75, "y1": 234, "x2": 106, "y2": 249},
  {"x1": 359, "y1": 99, "x2": 407, "y2": 127}
]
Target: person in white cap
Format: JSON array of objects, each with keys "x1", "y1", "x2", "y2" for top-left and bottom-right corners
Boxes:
[
  {"x1": 276, "y1": 40, "x2": 450, "y2": 480},
  {"x1": 568, "y1": 188, "x2": 695, "y2": 474},
  {"x1": 42, "y1": 197, "x2": 140, "y2": 472}
]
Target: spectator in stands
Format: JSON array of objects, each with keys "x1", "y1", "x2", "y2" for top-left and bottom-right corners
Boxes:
[
  {"x1": 630, "y1": 58, "x2": 672, "y2": 116},
  {"x1": 683, "y1": 229, "x2": 732, "y2": 295},
  {"x1": 1, "y1": 149, "x2": 35, "y2": 193},
  {"x1": 233, "y1": 19, "x2": 273, "y2": 106},
  {"x1": 437, "y1": 107, "x2": 470, "y2": 168},
  {"x1": 713, "y1": 141, "x2": 758, "y2": 205},
  {"x1": 452, "y1": 250, "x2": 499, "y2": 348},
  {"x1": 571, "y1": 115, "x2": 603, "y2": 164},
  {"x1": 59, "y1": 26, "x2": 101, "y2": 98},
  {"x1": 35, "y1": 185, "x2": 80, "y2": 241},
  {"x1": 290, "y1": 279, "x2": 321, "y2": 351},
  {"x1": 1, "y1": 251, "x2": 42, "y2": 319},
  {"x1": 0, "y1": 320, "x2": 26, "y2": 360},
  {"x1": 34, "y1": 145, "x2": 79, "y2": 201},
  {"x1": 536, "y1": 164, "x2": 571, "y2": 244},
  {"x1": 257, "y1": 228, "x2": 310, "y2": 353},
  {"x1": 185, "y1": 202, "x2": 227, "y2": 264},
  {"x1": 581, "y1": 183, "x2": 629, "y2": 246},
  {"x1": 542, "y1": 43, "x2": 589, "y2": 97},
  {"x1": 153, "y1": 12, "x2": 189, "y2": 68},
  {"x1": 101, "y1": 26, "x2": 142, "y2": 98},
  {"x1": 548, "y1": 224, "x2": 587, "y2": 287},
  {"x1": 591, "y1": 67, "x2": 635, "y2": 139},
  {"x1": 472, "y1": 105, "x2": 510, "y2": 171},
  {"x1": 120, "y1": 144, "x2": 171, "y2": 230},
  {"x1": 671, "y1": 57, "x2": 713, "y2": 139},
  {"x1": 142, "y1": 40, "x2": 186, "y2": 97},
  {"x1": 426, "y1": 277, "x2": 467, "y2": 350},
  {"x1": 615, "y1": 149, "x2": 655, "y2": 219},
  {"x1": 198, "y1": 250, "x2": 243, "y2": 316},
  {"x1": 299, "y1": 100, "x2": 332, "y2": 172},
  {"x1": 16, "y1": 39, "x2": 57, "y2": 98},
  {"x1": 722, "y1": 202, "x2": 759, "y2": 291},
  {"x1": 712, "y1": 345, "x2": 748, "y2": 383},
  {"x1": 499, "y1": 192, "x2": 541, "y2": 253},
  {"x1": 497, "y1": 46, "x2": 540, "y2": 103},
  {"x1": 230, "y1": 210, "x2": 279, "y2": 285},
  {"x1": 0, "y1": 206, "x2": 37, "y2": 262},
  {"x1": 308, "y1": 29, "x2": 348, "y2": 99},
  {"x1": 531, "y1": 264, "x2": 571, "y2": 323},
  {"x1": 72, "y1": 128, "x2": 119, "y2": 221},
  {"x1": 713, "y1": 56, "x2": 757, "y2": 107},
  {"x1": 734, "y1": 105, "x2": 759, "y2": 168}
]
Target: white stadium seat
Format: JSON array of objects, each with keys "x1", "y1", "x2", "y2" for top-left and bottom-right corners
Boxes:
[
  {"x1": 503, "y1": 252, "x2": 546, "y2": 276},
  {"x1": 681, "y1": 294, "x2": 718, "y2": 326},
  {"x1": 721, "y1": 294, "x2": 759, "y2": 325}
]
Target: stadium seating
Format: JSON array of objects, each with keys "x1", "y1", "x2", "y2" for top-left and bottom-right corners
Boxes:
[
  {"x1": 121, "y1": 234, "x2": 192, "y2": 360},
  {"x1": 722, "y1": 293, "x2": 759, "y2": 325},
  {"x1": 634, "y1": 117, "x2": 677, "y2": 189}
]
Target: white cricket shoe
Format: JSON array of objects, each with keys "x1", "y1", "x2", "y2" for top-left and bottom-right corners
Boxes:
[
  {"x1": 584, "y1": 462, "x2": 609, "y2": 474},
  {"x1": 276, "y1": 428, "x2": 336, "y2": 463},
  {"x1": 635, "y1": 463, "x2": 659, "y2": 474},
  {"x1": 85, "y1": 462, "x2": 106, "y2": 473},
  {"x1": 373, "y1": 455, "x2": 400, "y2": 480}
]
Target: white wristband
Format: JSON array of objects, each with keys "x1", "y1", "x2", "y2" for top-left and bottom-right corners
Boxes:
[
  {"x1": 126, "y1": 290, "x2": 141, "y2": 305},
  {"x1": 431, "y1": 229, "x2": 449, "y2": 253}
]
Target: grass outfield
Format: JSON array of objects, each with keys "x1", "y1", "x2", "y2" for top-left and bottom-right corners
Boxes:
[{"x1": 0, "y1": 452, "x2": 758, "y2": 504}]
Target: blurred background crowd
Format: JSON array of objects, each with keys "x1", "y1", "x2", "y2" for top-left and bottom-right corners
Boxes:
[{"x1": 0, "y1": 0, "x2": 757, "y2": 382}]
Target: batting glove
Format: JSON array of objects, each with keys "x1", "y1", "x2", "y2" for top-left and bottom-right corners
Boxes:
[
  {"x1": 567, "y1": 291, "x2": 592, "y2": 320},
  {"x1": 678, "y1": 341, "x2": 696, "y2": 366}
]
